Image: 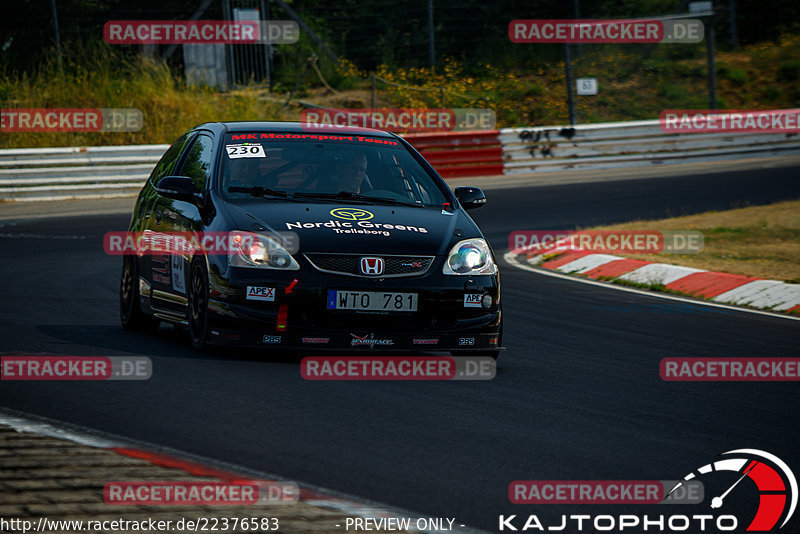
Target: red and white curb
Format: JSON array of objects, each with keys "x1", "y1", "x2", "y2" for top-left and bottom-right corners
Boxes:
[
  {"x1": 505, "y1": 248, "x2": 800, "y2": 319},
  {"x1": 0, "y1": 408, "x2": 488, "y2": 534}
]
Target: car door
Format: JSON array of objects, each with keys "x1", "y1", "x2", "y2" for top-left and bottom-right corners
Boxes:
[
  {"x1": 151, "y1": 132, "x2": 215, "y2": 314},
  {"x1": 137, "y1": 131, "x2": 196, "y2": 301}
]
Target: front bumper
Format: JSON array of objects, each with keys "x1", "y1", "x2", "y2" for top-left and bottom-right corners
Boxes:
[{"x1": 205, "y1": 263, "x2": 502, "y2": 351}]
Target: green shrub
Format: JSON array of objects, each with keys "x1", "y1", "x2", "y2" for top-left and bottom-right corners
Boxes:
[
  {"x1": 717, "y1": 65, "x2": 748, "y2": 84},
  {"x1": 764, "y1": 86, "x2": 783, "y2": 101},
  {"x1": 523, "y1": 83, "x2": 544, "y2": 97},
  {"x1": 657, "y1": 81, "x2": 689, "y2": 100},
  {"x1": 776, "y1": 60, "x2": 800, "y2": 81}
]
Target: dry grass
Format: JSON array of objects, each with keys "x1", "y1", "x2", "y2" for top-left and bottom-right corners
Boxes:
[
  {"x1": 2, "y1": 33, "x2": 798, "y2": 146},
  {"x1": 584, "y1": 199, "x2": 800, "y2": 283},
  {"x1": 0, "y1": 44, "x2": 295, "y2": 148}
]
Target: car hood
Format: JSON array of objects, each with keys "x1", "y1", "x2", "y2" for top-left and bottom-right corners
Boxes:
[{"x1": 223, "y1": 200, "x2": 481, "y2": 256}]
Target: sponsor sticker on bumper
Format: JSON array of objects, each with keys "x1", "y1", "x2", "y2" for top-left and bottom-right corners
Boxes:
[
  {"x1": 464, "y1": 294, "x2": 482, "y2": 308},
  {"x1": 302, "y1": 337, "x2": 330, "y2": 344},
  {"x1": 247, "y1": 286, "x2": 275, "y2": 301}
]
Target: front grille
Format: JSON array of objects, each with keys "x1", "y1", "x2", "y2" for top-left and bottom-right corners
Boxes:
[{"x1": 304, "y1": 253, "x2": 435, "y2": 277}]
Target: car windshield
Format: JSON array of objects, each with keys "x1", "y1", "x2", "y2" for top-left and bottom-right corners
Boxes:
[{"x1": 220, "y1": 132, "x2": 451, "y2": 207}]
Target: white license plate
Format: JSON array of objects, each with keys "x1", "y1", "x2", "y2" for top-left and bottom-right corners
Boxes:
[{"x1": 327, "y1": 291, "x2": 418, "y2": 312}]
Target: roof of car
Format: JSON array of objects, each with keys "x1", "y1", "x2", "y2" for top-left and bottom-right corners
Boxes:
[{"x1": 196, "y1": 121, "x2": 397, "y2": 138}]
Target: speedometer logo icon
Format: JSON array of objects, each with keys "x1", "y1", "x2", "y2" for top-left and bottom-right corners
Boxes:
[{"x1": 667, "y1": 449, "x2": 797, "y2": 531}]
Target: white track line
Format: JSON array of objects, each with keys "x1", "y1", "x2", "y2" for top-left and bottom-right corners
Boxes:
[
  {"x1": 503, "y1": 251, "x2": 800, "y2": 323},
  {"x1": 0, "y1": 410, "x2": 122, "y2": 448},
  {"x1": 556, "y1": 254, "x2": 622, "y2": 274},
  {"x1": 617, "y1": 263, "x2": 706, "y2": 286}
]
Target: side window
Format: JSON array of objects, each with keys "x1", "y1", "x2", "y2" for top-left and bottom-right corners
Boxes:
[
  {"x1": 148, "y1": 132, "x2": 194, "y2": 187},
  {"x1": 176, "y1": 134, "x2": 214, "y2": 193}
]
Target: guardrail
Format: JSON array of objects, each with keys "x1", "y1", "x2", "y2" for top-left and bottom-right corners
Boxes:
[
  {"x1": 0, "y1": 145, "x2": 168, "y2": 202},
  {"x1": 500, "y1": 119, "x2": 800, "y2": 173},
  {"x1": 2, "y1": 117, "x2": 800, "y2": 201}
]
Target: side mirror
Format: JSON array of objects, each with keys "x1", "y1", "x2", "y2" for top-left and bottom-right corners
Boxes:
[
  {"x1": 454, "y1": 186, "x2": 487, "y2": 210},
  {"x1": 155, "y1": 176, "x2": 196, "y2": 201}
]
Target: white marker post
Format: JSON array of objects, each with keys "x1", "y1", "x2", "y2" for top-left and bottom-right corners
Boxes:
[{"x1": 576, "y1": 77, "x2": 598, "y2": 96}]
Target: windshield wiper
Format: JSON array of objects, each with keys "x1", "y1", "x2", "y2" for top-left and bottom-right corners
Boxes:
[
  {"x1": 293, "y1": 191, "x2": 424, "y2": 207},
  {"x1": 228, "y1": 186, "x2": 289, "y2": 198}
]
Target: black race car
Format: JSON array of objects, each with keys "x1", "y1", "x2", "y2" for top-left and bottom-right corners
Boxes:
[{"x1": 120, "y1": 122, "x2": 503, "y2": 357}]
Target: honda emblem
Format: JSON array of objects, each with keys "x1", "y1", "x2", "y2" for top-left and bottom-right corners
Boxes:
[{"x1": 360, "y1": 257, "x2": 384, "y2": 275}]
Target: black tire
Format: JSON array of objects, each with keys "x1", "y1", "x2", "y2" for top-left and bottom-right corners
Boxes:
[
  {"x1": 188, "y1": 257, "x2": 210, "y2": 350},
  {"x1": 120, "y1": 255, "x2": 160, "y2": 331}
]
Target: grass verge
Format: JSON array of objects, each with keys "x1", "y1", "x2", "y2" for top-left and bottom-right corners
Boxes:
[{"x1": 583, "y1": 199, "x2": 800, "y2": 283}]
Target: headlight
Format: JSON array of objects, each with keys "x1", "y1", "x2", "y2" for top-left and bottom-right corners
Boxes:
[
  {"x1": 443, "y1": 238, "x2": 497, "y2": 275},
  {"x1": 228, "y1": 231, "x2": 299, "y2": 270}
]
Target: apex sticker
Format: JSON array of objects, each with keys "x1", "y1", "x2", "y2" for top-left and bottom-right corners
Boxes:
[
  {"x1": 464, "y1": 294, "x2": 482, "y2": 308},
  {"x1": 246, "y1": 286, "x2": 275, "y2": 301}
]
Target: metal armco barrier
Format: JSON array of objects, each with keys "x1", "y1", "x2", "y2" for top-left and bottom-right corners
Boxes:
[
  {"x1": 2, "y1": 116, "x2": 800, "y2": 201},
  {"x1": 0, "y1": 145, "x2": 169, "y2": 202},
  {"x1": 500, "y1": 119, "x2": 800, "y2": 173},
  {"x1": 403, "y1": 130, "x2": 504, "y2": 178}
]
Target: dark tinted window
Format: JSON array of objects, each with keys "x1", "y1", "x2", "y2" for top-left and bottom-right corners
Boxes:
[
  {"x1": 220, "y1": 132, "x2": 450, "y2": 207},
  {"x1": 148, "y1": 131, "x2": 194, "y2": 186},
  {"x1": 176, "y1": 134, "x2": 214, "y2": 193}
]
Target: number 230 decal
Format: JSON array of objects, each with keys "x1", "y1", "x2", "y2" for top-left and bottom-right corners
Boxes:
[{"x1": 226, "y1": 144, "x2": 266, "y2": 158}]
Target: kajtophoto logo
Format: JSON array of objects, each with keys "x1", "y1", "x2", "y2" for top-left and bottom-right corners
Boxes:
[
  {"x1": 500, "y1": 449, "x2": 796, "y2": 532},
  {"x1": 666, "y1": 449, "x2": 797, "y2": 532}
]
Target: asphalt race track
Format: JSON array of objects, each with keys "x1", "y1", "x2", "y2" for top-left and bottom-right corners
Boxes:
[{"x1": 1, "y1": 163, "x2": 799, "y2": 531}]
